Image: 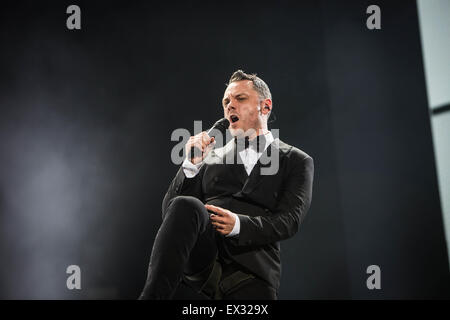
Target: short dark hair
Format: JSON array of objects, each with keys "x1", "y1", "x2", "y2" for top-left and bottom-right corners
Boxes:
[{"x1": 228, "y1": 70, "x2": 272, "y2": 102}]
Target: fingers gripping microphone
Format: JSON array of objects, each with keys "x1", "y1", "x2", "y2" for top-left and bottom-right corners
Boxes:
[{"x1": 190, "y1": 118, "x2": 230, "y2": 160}]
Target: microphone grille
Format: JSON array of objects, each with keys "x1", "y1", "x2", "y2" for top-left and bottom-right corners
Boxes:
[{"x1": 208, "y1": 118, "x2": 230, "y2": 135}]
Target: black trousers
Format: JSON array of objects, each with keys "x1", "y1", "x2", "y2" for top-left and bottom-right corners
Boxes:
[{"x1": 139, "y1": 196, "x2": 277, "y2": 300}]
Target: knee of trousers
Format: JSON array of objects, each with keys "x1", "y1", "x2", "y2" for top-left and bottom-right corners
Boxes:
[{"x1": 165, "y1": 196, "x2": 209, "y2": 230}]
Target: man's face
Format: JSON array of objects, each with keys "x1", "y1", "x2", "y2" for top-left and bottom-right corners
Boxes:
[{"x1": 222, "y1": 80, "x2": 263, "y2": 137}]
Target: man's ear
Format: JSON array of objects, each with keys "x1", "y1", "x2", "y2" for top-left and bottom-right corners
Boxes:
[{"x1": 262, "y1": 99, "x2": 272, "y2": 115}]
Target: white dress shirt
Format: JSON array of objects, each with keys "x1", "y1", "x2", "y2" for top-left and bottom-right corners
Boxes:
[{"x1": 182, "y1": 132, "x2": 274, "y2": 237}]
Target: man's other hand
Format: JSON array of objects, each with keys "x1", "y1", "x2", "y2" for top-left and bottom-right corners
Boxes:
[{"x1": 205, "y1": 204, "x2": 236, "y2": 236}]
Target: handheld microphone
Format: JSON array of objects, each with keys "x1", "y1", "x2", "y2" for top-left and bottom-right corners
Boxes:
[
  {"x1": 206, "y1": 117, "x2": 230, "y2": 136},
  {"x1": 190, "y1": 118, "x2": 230, "y2": 160}
]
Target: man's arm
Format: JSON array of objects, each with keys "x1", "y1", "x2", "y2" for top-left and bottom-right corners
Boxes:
[
  {"x1": 234, "y1": 150, "x2": 314, "y2": 246},
  {"x1": 161, "y1": 131, "x2": 214, "y2": 219}
]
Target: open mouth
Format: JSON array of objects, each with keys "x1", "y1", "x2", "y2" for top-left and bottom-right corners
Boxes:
[{"x1": 230, "y1": 115, "x2": 239, "y2": 123}]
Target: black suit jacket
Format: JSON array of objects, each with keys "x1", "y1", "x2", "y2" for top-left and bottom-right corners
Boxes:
[{"x1": 162, "y1": 138, "x2": 314, "y2": 290}]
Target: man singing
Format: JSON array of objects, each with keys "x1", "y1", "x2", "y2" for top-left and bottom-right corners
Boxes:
[{"x1": 139, "y1": 70, "x2": 314, "y2": 300}]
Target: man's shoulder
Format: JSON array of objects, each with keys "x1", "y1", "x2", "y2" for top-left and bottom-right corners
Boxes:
[{"x1": 276, "y1": 139, "x2": 313, "y2": 162}]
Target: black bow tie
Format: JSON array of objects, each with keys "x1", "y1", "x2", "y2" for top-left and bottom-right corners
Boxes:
[{"x1": 234, "y1": 134, "x2": 267, "y2": 152}]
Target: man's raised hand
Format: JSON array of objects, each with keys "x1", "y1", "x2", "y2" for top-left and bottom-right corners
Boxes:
[{"x1": 185, "y1": 132, "x2": 215, "y2": 165}]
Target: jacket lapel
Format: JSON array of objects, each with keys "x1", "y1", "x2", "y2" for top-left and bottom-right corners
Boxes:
[
  {"x1": 241, "y1": 138, "x2": 283, "y2": 195},
  {"x1": 209, "y1": 139, "x2": 247, "y2": 181},
  {"x1": 209, "y1": 138, "x2": 288, "y2": 195}
]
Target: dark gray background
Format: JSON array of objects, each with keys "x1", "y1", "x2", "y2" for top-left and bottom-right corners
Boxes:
[{"x1": 0, "y1": 0, "x2": 449, "y2": 299}]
